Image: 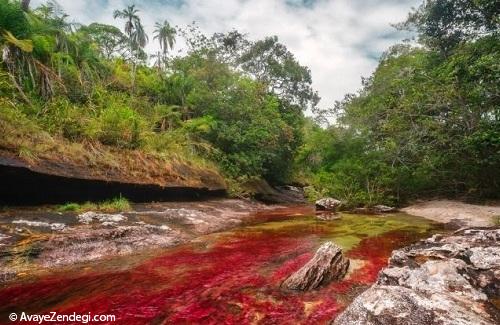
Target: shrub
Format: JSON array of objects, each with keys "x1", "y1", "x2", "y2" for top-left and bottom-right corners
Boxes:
[
  {"x1": 87, "y1": 103, "x2": 145, "y2": 148},
  {"x1": 56, "y1": 196, "x2": 131, "y2": 213}
]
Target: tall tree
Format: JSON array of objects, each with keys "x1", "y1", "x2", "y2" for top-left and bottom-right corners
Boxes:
[
  {"x1": 153, "y1": 20, "x2": 176, "y2": 70},
  {"x1": 21, "y1": 0, "x2": 30, "y2": 11},
  {"x1": 399, "y1": 0, "x2": 499, "y2": 57},
  {"x1": 81, "y1": 23, "x2": 127, "y2": 59},
  {"x1": 113, "y1": 5, "x2": 148, "y2": 88}
]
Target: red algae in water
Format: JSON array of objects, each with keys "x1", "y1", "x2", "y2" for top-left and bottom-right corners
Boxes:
[{"x1": 0, "y1": 220, "x2": 431, "y2": 324}]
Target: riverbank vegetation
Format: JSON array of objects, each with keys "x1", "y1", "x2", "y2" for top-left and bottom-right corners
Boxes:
[
  {"x1": 0, "y1": 0, "x2": 316, "y2": 190},
  {"x1": 57, "y1": 196, "x2": 131, "y2": 213},
  {"x1": 1, "y1": 0, "x2": 498, "y2": 207},
  {"x1": 298, "y1": 0, "x2": 499, "y2": 206}
]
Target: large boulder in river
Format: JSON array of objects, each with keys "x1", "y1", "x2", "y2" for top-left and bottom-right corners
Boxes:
[
  {"x1": 315, "y1": 198, "x2": 342, "y2": 211},
  {"x1": 333, "y1": 228, "x2": 500, "y2": 325},
  {"x1": 281, "y1": 241, "x2": 349, "y2": 291}
]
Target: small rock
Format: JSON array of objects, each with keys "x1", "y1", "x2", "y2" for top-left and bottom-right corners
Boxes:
[
  {"x1": 315, "y1": 198, "x2": 341, "y2": 212},
  {"x1": 469, "y1": 247, "x2": 500, "y2": 270},
  {"x1": 77, "y1": 211, "x2": 127, "y2": 225},
  {"x1": 281, "y1": 241, "x2": 349, "y2": 291},
  {"x1": 373, "y1": 205, "x2": 397, "y2": 213}
]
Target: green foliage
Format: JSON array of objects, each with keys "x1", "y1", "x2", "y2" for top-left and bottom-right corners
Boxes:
[
  {"x1": 0, "y1": 0, "x2": 30, "y2": 38},
  {"x1": 0, "y1": 0, "x2": 318, "y2": 188},
  {"x1": 57, "y1": 196, "x2": 131, "y2": 212},
  {"x1": 56, "y1": 202, "x2": 80, "y2": 212},
  {"x1": 87, "y1": 103, "x2": 145, "y2": 149},
  {"x1": 400, "y1": 0, "x2": 499, "y2": 56},
  {"x1": 306, "y1": 30, "x2": 499, "y2": 206}
]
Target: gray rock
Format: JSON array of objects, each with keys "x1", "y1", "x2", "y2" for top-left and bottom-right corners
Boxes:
[
  {"x1": 281, "y1": 241, "x2": 349, "y2": 291},
  {"x1": 333, "y1": 285, "x2": 494, "y2": 325},
  {"x1": 77, "y1": 211, "x2": 127, "y2": 225},
  {"x1": 315, "y1": 198, "x2": 342, "y2": 211},
  {"x1": 333, "y1": 228, "x2": 500, "y2": 325},
  {"x1": 373, "y1": 204, "x2": 397, "y2": 213}
]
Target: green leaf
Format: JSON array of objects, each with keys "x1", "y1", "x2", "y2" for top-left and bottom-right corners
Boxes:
[{"x1": 1, "y1": 30, "x2": 33, "y2": 52}]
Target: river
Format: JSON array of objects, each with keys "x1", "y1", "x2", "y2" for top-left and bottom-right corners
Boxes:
[{"x1": 0, "y1": 208, "x2": 441, "y2": 324}]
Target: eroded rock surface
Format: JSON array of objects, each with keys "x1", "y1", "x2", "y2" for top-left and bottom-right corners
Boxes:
[
  {"x1": 334, "y1": 228, "x2": 500, "y2": 325},
  {"x1": 0, "y1": 199, "x2": 298, "y2": 283},
  {"x1": 282, "y1": 241, "x2": 349, "y2": 291}
]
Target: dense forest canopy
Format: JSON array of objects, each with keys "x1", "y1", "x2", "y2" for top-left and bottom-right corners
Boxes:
[{"x1": 0, "y1": 0, "x2": 499, "y2": 205}]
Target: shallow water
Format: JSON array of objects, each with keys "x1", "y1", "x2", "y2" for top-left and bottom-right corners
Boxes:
[{"x1": 0, "y1": 211, "x2": 440, "y2": 324}]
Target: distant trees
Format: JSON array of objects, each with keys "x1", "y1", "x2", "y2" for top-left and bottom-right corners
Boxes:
[
  {"x1": 303, "y1": 0, "x2": 500, "y2": 205},
  {"x1": 399, "y1": 0, "x2": 499, "y2": 57},
  {"x1": 81, "y1": 23, "x2": 127, "y2": 59}
]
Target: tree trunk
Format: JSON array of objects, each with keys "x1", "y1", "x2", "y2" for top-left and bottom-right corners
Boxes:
[{"x1": 21, "y1": 0, "x2": 30, "y2": 11}]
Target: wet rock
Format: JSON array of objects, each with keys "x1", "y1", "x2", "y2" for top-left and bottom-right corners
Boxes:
[
  {"x1": 281, "y1": 241, "x2": 349, "y2": 291},
  {"x1": 12, "y1": 219, "x2": 66, "y2": 231},
  {"x1": 0, "y1": 268, "x2": 16, "y2": 283},
  {"x1": 373, "y1": 205, "x2": 397, "y2": 213},
  {"x1": 38, "y1": 225, "x2": 182, "y2": 267},
  {"x1": 315, "y1": 198, "x2": 341, "y2": 212},
  {"x1": 333, "y1": 228, "x2": 500, "y2": 325},
  {"x1": 333, "y1": 285, "x2": 494, "y2": 325},
  {"x1": 77, "y1": 211, "x2": 127, "y2": 225}
]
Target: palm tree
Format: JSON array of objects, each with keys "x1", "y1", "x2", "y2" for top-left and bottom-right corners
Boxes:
[
  {"x1": 154, "y1": 20, "x2": 176, "y2": 55},
  {"x1": 153, "y1": 20, "x2": 176, "y2": 71},
  {"x1": 113, "y1": 5, "x2": 148, "y2": 88}
]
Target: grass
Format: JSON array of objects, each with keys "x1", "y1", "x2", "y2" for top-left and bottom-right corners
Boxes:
[
  {"x1": 0, "y1": 101, "x2": 225, "y2": 189},
  {"x1": 57, "y1": 196, "x2": 132, "y2": 213}
]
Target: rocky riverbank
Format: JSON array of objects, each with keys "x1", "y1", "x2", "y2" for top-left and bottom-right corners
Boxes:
[
  {"x1": 333, "y1": 228, "x2": 500, "y2": 325},
  {"x1": 402, "y1": 200, "x2": 500, "y2": 227},
  {"x1": 0, "y1": 200, "x2": 313, "y2": 283}
]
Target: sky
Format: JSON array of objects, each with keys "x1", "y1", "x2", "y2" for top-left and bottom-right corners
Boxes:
[{"x1": 32, "y1": 0, "x2": 421, "y2": 111}]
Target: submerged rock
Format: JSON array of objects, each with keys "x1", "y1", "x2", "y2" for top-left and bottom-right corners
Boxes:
[
  {"x1": 281, "y1": 241, "x2": 349, "y2": 291},
  {"x1": 316, "y1": 213, "x2": 342, "y2": 221},
  {"x1": 333, "y1": 228, "x2": 500, "y2": 325},
  {"x1": 315, "y1": 198, "x2": 342, "y2": 212}
]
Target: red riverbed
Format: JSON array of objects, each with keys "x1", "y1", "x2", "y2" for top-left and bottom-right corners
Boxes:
[{"x1": 0, "y1": 213, "x2": 436, "y2": 324}]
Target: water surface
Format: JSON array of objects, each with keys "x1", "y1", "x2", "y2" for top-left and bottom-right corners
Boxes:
[{"x1": 0, "y1": 211, "x2": 440, "y2": 324}]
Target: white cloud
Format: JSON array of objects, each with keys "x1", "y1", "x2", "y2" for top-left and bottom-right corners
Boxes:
[{"x1": 31, "y1": 0, "x2": 420, "y2": 112}]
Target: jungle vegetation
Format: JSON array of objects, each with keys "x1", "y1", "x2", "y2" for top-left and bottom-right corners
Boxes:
[{"x1": 0, "y1": 0, "x2": 498, "y2": 206}]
